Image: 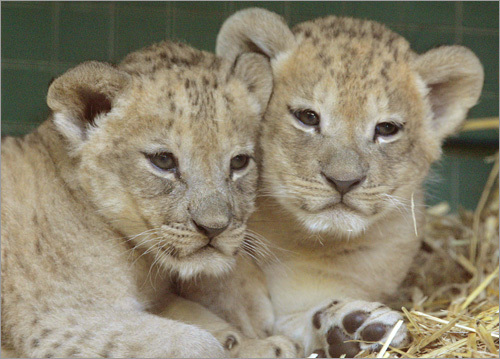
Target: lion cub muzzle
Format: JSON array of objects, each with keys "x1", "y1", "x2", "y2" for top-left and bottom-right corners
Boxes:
[
  {"x1": 320, "y1": 144, "x2": 368, "y2": 196},
  {"x1": 189, "y1": 192, "x2": 232, "y2": 241}
]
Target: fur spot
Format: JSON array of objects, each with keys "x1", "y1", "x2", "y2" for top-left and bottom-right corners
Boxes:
[
  {"x1": 100, "y1": 340, "x2": 115, "y2": 358},
  {"x1": 274, "y1": 346, "x2": 281, "y2": 357},
  {"x1": 381, "y1": 68, "x2": 389, "y2": 81},
  {"x1": 126, "y1": 343, "x2": 144, "y2": 356},
  {"x1": 40, "y1": 328, "x2": 52, "y2": 339},
  {"x1": 31, "y1": 338, "x2": 40, "y2": 348},
  {"x1": 65, "y1": 347, "x2": 79, "y2": 357},
  {"x1": 35, "y1": 239, "x2": 42, "y2": 255}
]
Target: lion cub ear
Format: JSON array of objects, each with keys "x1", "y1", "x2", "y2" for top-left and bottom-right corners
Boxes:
[
  {"x1": 47, "y1": 61, "x2": 130, "y2": 148},
  {"x1": 414, "y1": 46, "x2": 484, "y2": 140},
  {"x1": 231, "y1": 53, "x2": 273, "y2": 115},
  {"x1": 216, "y1": 8, "x2": 296, "y2": 63}
]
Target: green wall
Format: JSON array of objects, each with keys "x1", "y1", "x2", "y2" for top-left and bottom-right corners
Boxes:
[{"x1": 2, "y1": 1, "x2": 498, "y2": 211}]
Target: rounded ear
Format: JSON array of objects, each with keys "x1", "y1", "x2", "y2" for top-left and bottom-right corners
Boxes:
[
  {"x1": 216, "y1": 7, "x2": 296, "y2": 63},
  {"x1": 231, "y1": 53, "x2": 273, "y2": 115},
  {"x1": 413, "y1": 45, "x2": 484, "y2": 139},
  {"x1": 47, "y1": 61, "x2": 130, "y2": 147}
]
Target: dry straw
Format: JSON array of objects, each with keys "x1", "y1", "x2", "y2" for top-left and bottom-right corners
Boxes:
[{"x1": 358, "y1": 151, "x2": 499, "y2": 358}]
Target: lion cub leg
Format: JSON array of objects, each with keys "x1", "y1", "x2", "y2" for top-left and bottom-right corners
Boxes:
[
  {"x1": 7, "y1": 307, "x2": 224, "y2": 358},
  {"x1": 179, "y1": 255, "x2": 277, "y2": 339},
  {"x1": 275, "y1": 299, "x2": 409, "y2": 358},
  {"x1": 161, "y1": 294, "x2": 302, "y2": 358},
  {"x1": 309, "y1": 300, "x2": 410, "y2": 357}
]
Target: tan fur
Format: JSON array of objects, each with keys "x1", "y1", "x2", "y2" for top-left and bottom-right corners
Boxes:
[
  {"x1": 0, "y1": 40, "x2": 299, "y2": 358},
  {"x1": 211, "y1": 8, "x2": 484, "y2": 356}
]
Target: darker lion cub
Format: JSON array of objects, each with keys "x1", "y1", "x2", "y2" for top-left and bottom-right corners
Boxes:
[{"x1": 1, "y1": 41, "x2": 297, "y2": 358}]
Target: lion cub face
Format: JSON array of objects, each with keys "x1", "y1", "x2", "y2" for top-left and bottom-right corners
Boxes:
[
  {"x1": 48, "y1": 43, "x2": 271, "y2": 278},
  {"x1": 251, "y1": 17, "x2": 483, "y2": 237}
]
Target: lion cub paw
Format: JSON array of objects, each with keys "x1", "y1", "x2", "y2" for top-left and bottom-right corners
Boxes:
[
  {"x1": 311, "y1": 300, "x2": 410, "y2": 357},
  {"x1": 225, "y1": 333, "x2": 302, "y2": 358}
]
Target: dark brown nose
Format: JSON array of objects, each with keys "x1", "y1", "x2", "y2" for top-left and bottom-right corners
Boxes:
[
  {"x1": 322, "y1": 173, "x2": 366, "y2": 195},
  {"x1": 193, "y1": 221, "x2": 229, "y2": 240}
]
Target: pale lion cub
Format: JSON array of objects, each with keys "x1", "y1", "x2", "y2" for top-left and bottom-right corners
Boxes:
[
  {"x1": 209, "y1": 8, "x2": 484, "y2": 357},
  {"x1": 1, "y1": 41, "x2": 297, "y2": 358}
]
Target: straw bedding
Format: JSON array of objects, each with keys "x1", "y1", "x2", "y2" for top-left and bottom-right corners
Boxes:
[{"x1": 357, "y1": 153, "x2": 499, "y2": 358}]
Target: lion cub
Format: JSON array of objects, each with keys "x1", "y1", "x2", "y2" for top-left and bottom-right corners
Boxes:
[
  {"x1": 209, "y1": 8, "x2": 484, "y2": 357},
  {"x1": 1, "y1": 41, "x2": 297, "y2": 358}
]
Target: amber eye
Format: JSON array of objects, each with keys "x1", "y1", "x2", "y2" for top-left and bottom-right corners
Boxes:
[
  {"x1": 293, "y1": 109, "x2": 320, "y2": 127},
  {"x1": 230, "y1": 155, "x2": 250, "y2": 171},
  {"x1": 147, "y1": 152, "x2": 177, "y2": 171},
  {"x1": 374, "y1": 122, "x2": 402, "y2": 138}
]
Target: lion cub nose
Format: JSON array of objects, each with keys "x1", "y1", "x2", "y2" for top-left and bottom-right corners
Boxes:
[
  {"x1": 193, "y1": 221, "x2": 229, "y2": 240},
  {"x1": 322, "y1": 173, "x2": 366, "y2": 195}
]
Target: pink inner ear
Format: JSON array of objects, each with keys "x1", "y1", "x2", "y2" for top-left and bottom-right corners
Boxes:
[
  {"x1": 427, "y1": 81, "x2": 449, "y2": 121},
  {"x1": 77, "y1": 88, "x2": 112, "y2": 126}
]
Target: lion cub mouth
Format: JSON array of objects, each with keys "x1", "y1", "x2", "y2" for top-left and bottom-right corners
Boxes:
[
  {"x1": 301, "y1": 200, "x2": 360, "y2": 215},
  {"x1": 157, "y1": 241, "x2": 222, "y2": 259}
]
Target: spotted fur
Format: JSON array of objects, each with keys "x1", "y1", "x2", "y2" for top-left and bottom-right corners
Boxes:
[{"x1": 0, "y1": 40, "x2": 286, "y2": 357}]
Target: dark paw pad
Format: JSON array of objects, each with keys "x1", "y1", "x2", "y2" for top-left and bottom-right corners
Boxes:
[
  {"x1": 224, "y1": 335, "x2": 238, "y2": 350},
  {"x1": 342, "y1": 310, "x2": 368, "y2": 334},
  {"x1": 312, "y1": 310, "x2": 323, "y2": 329},
  {"x1": 274, "y1": 346, "x2": 281, "y2": 357},
  {"x1": 360, "y1": 323, "x2": 387, "y2": 342},
  {"x1": 326, "y1": 327, "x2": 360, "y2": 358},
  {"x1": 312, "y1": 348, "x2": 327, "y2": 358}
]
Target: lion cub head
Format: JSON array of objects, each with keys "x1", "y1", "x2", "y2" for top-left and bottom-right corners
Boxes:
[
  {"x1": 47, "y1": 41, "x2": 272, "y2": 278},
  {"x1": 216, "y1": 9, "x2": 483, "y2": 237}
]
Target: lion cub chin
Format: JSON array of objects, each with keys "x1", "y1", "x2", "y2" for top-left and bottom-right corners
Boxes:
[
  {"x1": 1, "y1": 40, "x2": 299, "y2": 358},
  {"x1": 204, "y1": 8, "x2": 484, "y2": 357}
]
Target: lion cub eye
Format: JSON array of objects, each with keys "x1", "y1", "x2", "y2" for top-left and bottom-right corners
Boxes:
[
  {"x1": 293, "y1": 109, "x2": 320, "y2": 127},
  {"x1": 374, "y1": 122, "x2": 402, "y2": 139},
  {"x1": 230, "y1": 155, "x2": 250, "y2": 171},
  {"x1": 147, "y1": 152, "x2": 177, "y2": 171}
]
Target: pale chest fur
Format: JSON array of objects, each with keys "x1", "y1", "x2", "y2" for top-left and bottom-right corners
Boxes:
[{"x1": 248, "y1": 196, "x2": 423, "y2": 317}]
